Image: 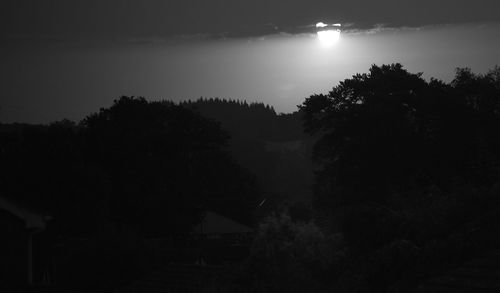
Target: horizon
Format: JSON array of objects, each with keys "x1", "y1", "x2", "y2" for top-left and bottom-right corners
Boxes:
[
  {"x1": 2, "y1": 10, "x2": 500, "y2": 123},
  {"x1": 4, "y1": 2, "x2": 500, "y2": 292},
  {"x1": 2, "y1": 1, "x2": 500, "y2": 124}
]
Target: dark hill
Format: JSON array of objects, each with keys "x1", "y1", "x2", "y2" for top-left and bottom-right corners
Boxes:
[{"x1": 181, "y1": 98, "x2": 314, "y2": 204}]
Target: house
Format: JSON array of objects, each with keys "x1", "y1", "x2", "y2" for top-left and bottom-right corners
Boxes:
[
  {"x1": 192, "y1": 210, "x2": 254, "y2": 240},
  {"x1": 0, "y1": 196, "x2": 51, "y2": 289},
  {"x1": 192, "y1": 211, "x2": 254, "y2": 264}
]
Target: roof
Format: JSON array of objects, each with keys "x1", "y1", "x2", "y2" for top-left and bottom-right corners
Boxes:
[
  {"x1": 193, "y1": 211, "x2": 253, "y2": 235},
  {"x1": 0, "y1": 196, "x2": 50, "y2": 230}
]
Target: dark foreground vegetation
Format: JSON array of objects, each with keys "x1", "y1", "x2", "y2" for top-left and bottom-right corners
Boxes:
[{"x1": 1, "y1": 63, "x2": 500, "y2": 292}]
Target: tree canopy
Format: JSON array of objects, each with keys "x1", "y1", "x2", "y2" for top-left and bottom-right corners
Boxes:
[
  {"x1": 0, "y1": 96, "x2": 259, "y2": 237},
  {"x1": 300, "y1": 64, "x2": 500, "y2": 208},
  {"x1": 82, "y1": 96, "x2": 259, "y2": 233}
]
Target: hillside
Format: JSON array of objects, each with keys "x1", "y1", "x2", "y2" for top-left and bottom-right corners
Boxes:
[{"x1": 181, "y1": 98, "x2": 314, "y2": 204}]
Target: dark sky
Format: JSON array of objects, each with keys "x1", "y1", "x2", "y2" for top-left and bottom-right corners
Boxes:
[
  {"x1": 2, "y1": 0, "x2": 500, "y2": 40},
  {"x1": 2, "y1": 1, "x2": 500, "y2": 123}
]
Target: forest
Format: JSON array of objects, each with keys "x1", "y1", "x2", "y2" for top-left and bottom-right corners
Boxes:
[{"x1": 1, "y1": 63, "x2": 500, "y2": 292}]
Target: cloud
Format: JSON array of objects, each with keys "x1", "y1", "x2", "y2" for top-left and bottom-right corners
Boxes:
[{"x1": 1, "y1": 0, "x2": 500, "y2": 41}]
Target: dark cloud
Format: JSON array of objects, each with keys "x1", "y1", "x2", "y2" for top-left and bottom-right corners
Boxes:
[{"x1": 2, "y1": 0, "x2": 500, "y2": 40}]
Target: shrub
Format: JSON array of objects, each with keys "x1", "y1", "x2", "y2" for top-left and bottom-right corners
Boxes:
[{"x1": 243, "y1": 212, "x2": 341, "y2": 292}]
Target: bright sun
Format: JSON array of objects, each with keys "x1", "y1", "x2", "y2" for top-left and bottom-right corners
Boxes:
[{"x1": 316, "y1": 22, "x2": 341, "y2": 47}]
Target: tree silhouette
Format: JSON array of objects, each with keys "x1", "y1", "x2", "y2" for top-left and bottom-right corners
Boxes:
[
  {"x1": 298, "y1": 63, "x2": 500, "y2": 293},
  {"x1": 300, "y1": 64, "x2": 500, "y2": 209},
  {"x1": 83, "y1": 96, "x2": 257, "y2": 235},
  {"x1": 0, "y1": 120, "x2": 107, "y2": 237},
  {"x1": 301, "y1": 64, "x2": 426, "y2": 205},
  {"x1": 0, "y1": 96, "x2": 259, "y2": 238}
]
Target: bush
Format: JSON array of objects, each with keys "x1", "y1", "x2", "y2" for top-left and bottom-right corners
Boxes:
[{"x1": 242, "y1": 212, "x2": 342, "y2": 292}]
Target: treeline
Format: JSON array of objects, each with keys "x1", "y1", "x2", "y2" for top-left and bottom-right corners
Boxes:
[
  {"x1": 181, "y1": 98, "x2": 305, "y2": 142},
  {"x1": 0, "y1": 97, "x2": 268, "y2": 289},
  {"x1": 302, "y1": 64, "x2": 500, "y2": 205},
  {"x1": 3, "y1": 64, "x2": 500, "y2": 292},
  {"x1": 0, "y1": 97, "x2": 259, "y2": 238},
  {"x1": 182, "y1": 97, "x2": 313, "y2": 204},
  {"x1": 233, "y1": 64, "x2": 500, "y2": 293}
]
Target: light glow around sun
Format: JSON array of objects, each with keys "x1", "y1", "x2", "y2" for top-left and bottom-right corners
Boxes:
[
  {"x1": 317, "y1": 30, "x2": 340, "y2": 47},
  {"x1": 316, "y1": 22, "x2": 341, "y2": 47}
]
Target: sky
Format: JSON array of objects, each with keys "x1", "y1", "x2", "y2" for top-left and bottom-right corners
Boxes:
[{"x1": 1, "y1": 0, "x2": 500, "y2": 123}]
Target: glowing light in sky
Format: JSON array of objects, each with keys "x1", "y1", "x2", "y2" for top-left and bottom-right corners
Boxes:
[
  {"x1": 4, "y1": 22, "x2": 500, "y2": 123},
  {"x1": 317, "y1": 29, "x2": 340, "y2": 47},
  {"x1": 316, "y1": 22, "x2": 341, "y2": 47}
]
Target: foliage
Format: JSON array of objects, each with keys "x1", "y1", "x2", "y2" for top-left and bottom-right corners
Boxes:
[
  {"x1": 82, "y1": 96, "x2": 258, "y2": 233},
  {"x1": 182, "y1": 98, "x2": 305, "y2": 142},
  {"x1": 299, "y1": 64, "x2": 500, "y2": 292},
  {"x1": 0, "y1": 96, "x2": 258, "y2": 237},
  {"x1": 183, "y1": 97, "x2": 313, "y2": 205},
  {"x1": 0, "y1": 121, "x2": 108, "y2": 236},
  {"x1": 300, "y1": 63, "x2": 500, "y2": 208},
  {"x1": 3, "y1": 64, "x2": 500, "y2": 292},
  {"x1": 242, "y1": 212, "x2": 342, "y2": 292}
]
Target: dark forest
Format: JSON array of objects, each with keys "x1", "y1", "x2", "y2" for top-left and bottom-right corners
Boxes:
[{"x1": 2, "y1": 64, "x2": 500, "y2": 292}]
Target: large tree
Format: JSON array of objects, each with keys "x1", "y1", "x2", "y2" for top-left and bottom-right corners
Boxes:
[
  {"x1": 300, "y1": 64, "x2": 500, "y2": 209},
  {"x1": 83, "y1": 96, "x2": 257, "y2": 235}
]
